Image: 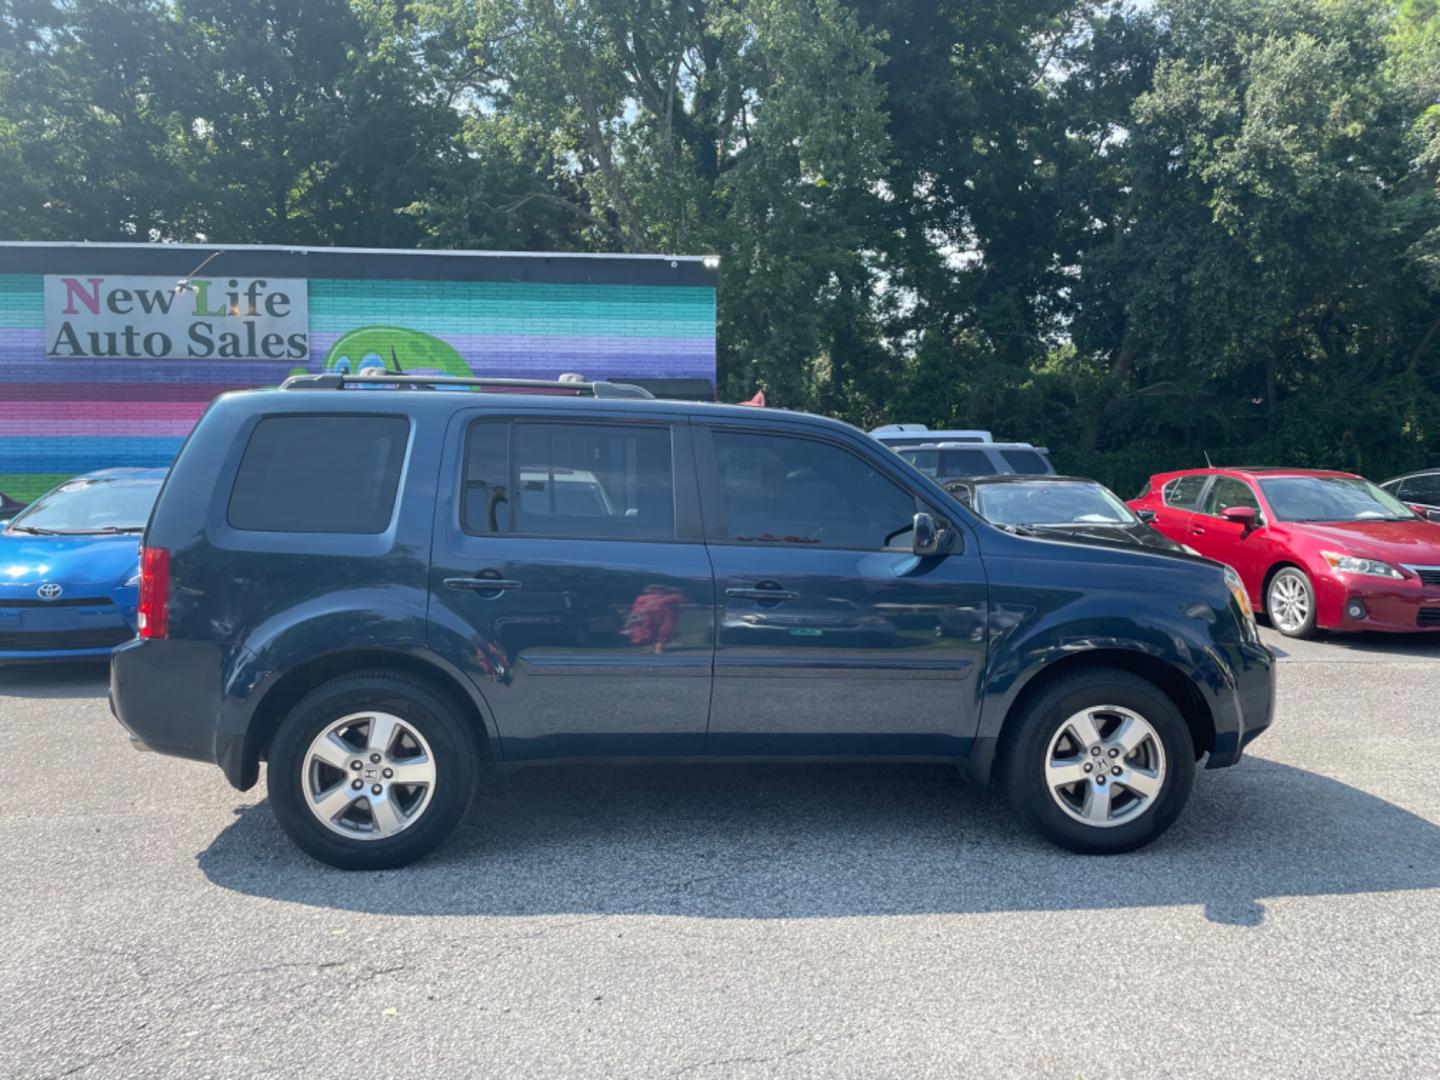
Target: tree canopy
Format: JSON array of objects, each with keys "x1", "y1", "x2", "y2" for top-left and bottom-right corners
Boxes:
[{"x1": 3, "y1": 0, "x2": 1438, "y2": 489}]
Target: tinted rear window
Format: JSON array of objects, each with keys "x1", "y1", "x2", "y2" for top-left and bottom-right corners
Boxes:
[
  {"x1": 998, "y1": 449, "x2": 1050, "y2": 474},
  {"x1": 902, "y1": 448, "x2": 995, "y2": 477},
  {"x1": 1163, "y1": 475, "x2": 1208, "y2": 509},
  {"x1": 1400, "y1": 474, "x2": 1440, "y2": 504},
  {"x1": 462, "y1": 420, "x2": 676, "y2": 540},
  {"x1": 228, "y1": 415, "x2": 409, "y2": 533}
]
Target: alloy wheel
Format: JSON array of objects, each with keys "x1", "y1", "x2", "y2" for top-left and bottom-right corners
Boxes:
[
  {"x1": 1268, "y1": 572, "x2": 1311, "y2": 635},
  {"x1": 1043, "y1": 705, "x2": 1167, "y2": 828},
  {"x1": 301, "y1": 711, "x2": 437, "y2": 840}
]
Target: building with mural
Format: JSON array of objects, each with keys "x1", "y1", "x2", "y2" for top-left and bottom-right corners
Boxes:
[{"x1": 0, "y1": 242, "x2": 718, "y2": 501}]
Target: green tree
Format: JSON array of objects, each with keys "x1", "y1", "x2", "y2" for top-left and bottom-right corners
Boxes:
[
  {"x1": 416, "y1": 0, "x2": 895, "y2": 405},
  {"x1": 1065, "y1": 0, "x2": 1440, "y2": 479},
  {"x1": 170, "y1": 0, "x2": 462, "y2": 245},
  {"x1": 0, "y1": 0, "x2": 188, "y2": 239}
]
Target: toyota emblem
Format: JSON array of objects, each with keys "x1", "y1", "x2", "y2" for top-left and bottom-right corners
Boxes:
[{"x1": 36, "y1": 583, "x2": 63, "y2": 601}]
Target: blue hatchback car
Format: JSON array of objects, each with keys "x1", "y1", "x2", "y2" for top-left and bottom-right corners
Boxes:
[
  {"x1": 0, "y1": 469, "x2": 167, "y2": 663},
  {"x1": 111, "y1": 375, "x2": 1274, "y2": 869}
]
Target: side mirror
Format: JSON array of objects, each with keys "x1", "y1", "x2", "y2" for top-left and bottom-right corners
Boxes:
[
  {"x1": 1407, "y1": 503, "x2": 1440, "y2": 522},
  {"x1": 1136, "y1": 508, "x2": 1156, "y2": 524},
  {"x1": 1221, "y1": 506, "x2": 1258, "y2": 529},
  {"x1": 913, "y1": 512, "x2": 940, "y2": 557}
]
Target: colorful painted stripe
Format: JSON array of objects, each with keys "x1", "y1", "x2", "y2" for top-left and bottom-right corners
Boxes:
[
  {"x1": 4, "y1": 400, "x2": 209, "y2": 420},
  {"x1": 1, "y1": 265, "x2": 717, "y2": 487},
  {"x1": 0, "y1": 474, "x2": 70, "y2": 502},
  {"x1": 0, "y1": 420, "x2": 196, "y2": 437},
  {"x1": 0, "y1": 437, "x2": 183, "y2": 471}
]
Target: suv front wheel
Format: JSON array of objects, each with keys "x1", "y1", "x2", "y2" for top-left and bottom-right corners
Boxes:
[
  {"x1": 268, "y1": 671, "x2": 480, "y2": 869},
  {"x1": 1002, "y1": 670, "x2": 1196, "y2": 854}
]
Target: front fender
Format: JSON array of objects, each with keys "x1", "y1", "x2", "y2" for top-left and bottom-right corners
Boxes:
[{"x1": 962, "y1": 538, "x2": 1261, "y2": 783}]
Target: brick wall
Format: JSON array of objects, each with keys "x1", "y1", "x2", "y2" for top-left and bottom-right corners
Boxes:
[{"x1": 0, "y1": 255, "x2": 717, "y2": 502}]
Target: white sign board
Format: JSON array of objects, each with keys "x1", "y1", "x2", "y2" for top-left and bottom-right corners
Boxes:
[{"x1": 44, "y1": 275, "x2": 309, "y2": 360}]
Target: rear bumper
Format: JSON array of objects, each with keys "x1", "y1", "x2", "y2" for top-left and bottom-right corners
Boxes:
[
  {"x1": 110, "y1": 638, "x2": 271, "y2": 786},
  {"x1": 1204, "y1": 640, "x2": 1276, "y2": 769}
]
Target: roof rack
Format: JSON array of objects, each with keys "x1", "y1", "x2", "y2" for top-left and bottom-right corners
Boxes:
[{"x1": 279, "y1": 373, "x2": 655, "y2": 399}]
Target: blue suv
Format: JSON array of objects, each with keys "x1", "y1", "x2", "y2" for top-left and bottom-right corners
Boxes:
[{"x1": 111, "y1": 374, "x2": 1274, "y2": 868}]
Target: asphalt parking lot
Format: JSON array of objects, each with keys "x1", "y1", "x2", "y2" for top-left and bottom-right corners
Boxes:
[{"x1": 2, "y1": 627, "x2": 1438, "y2": 1079}]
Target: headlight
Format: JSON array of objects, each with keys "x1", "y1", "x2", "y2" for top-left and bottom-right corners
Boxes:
[
  {"x1": 1320, "y1": 551, "x2": 1403, "y2": 579},
  {"x1": 1224, "y1": 566, "x2": 1255, "y2": 621}
]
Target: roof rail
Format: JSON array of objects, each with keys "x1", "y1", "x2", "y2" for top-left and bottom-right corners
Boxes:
[{"x1": 279, "y1": 373, "x2": 655, "y2": 399}]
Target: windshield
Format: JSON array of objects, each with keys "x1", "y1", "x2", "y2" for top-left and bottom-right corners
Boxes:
[
  {"x1": 1257, "y1": 476, "x2": 1415, "y2": 523},
  {"x1": 975, "y1": 481, "x2": 1136, "y2": 527},
  {"x1": 8, "y1": 476, "x2": 161, "y2": 534}
]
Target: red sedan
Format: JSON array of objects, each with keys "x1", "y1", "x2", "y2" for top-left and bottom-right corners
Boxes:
[{"x1": 1129, "y1": 467, "x2": 1440, "y2": 638}]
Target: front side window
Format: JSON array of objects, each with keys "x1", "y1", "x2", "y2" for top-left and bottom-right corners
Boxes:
[
  {"x1": 1202, "y1": 477, "x2": 1262, "y2": 519},
  {"x1": 462, "y1": 421, "x2": 675, "y2": 540},
  {"x1": 1163, "y1": 475, "x2": 1208, "y2": 509},
  {"x1": 228, "y1": 415, "x2": 409, "y2": 533},
  {"x1": 712, "y1": 431, "x2": 916, "y2": 549},
  {"x1": 1258, "y1": 476, "x2": 1414, "y2": 523}
]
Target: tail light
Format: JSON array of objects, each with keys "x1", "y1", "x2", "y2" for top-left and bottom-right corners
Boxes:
[{"x1": 137, "y1": 546, "x2": 170, "y2": 639}]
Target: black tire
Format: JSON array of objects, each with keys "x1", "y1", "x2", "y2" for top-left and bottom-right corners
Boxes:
[
  {"x1": 1001, "y1": 669, "x2": 1196, "y2": 855},
  {"x1": 1265, "y1": 567, "x2": 1317, "y2": 639},
  {"x1": 267, "y1": 671, "x2": 480, "y2": 870}
]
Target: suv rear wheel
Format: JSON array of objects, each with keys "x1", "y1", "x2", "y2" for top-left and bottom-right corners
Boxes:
[
  {"x1": 267, "y1": 672, "x2": 480, "y2": 869},
  {"x1": 1002, "y1": 670, "x2": 1195, "y2": 854}
]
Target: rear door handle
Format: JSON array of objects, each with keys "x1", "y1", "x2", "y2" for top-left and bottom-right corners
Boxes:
[
  {"x1": 726, "y1": 586, "x2": 800, "y2": 602},
  {"x1": 445, "y1": 576, "x2": 522, "y2": 593}
]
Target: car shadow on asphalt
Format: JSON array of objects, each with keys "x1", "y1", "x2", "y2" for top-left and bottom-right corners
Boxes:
[
  {"x1": 197, "y1": 757, "x2": 1440, "y2": 926},
  {"x1": 0, "y1": 661, "x2": 109, "y2": 698}
]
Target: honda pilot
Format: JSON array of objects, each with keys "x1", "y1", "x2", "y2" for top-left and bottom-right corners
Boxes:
[{"x1": 111, "y1": 374, "x2": 1275, "y2": 869}]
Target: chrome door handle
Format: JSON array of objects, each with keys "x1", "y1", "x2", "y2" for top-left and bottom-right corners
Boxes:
[
  {"x1": 445, "y1": 576, "x2": 522, "y2": 592},
  {"x1": 725, "y1": 586, "x2": 800, "y2": 602}
]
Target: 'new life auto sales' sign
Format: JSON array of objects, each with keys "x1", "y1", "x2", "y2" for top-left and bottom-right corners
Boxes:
[{"x1": 44, "y1": 275, "x2": 309, "y2": 360}]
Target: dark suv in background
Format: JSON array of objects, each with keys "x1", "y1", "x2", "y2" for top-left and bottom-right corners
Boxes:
[{"x1": 111, "y1": 374, "x2": 1274, "y2": 869}]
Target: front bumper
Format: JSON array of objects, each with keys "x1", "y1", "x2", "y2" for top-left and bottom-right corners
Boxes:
[
  {"x1": 0, "y1": 588, "x2": 138, "y2": 664},
  {"x1": 1204, "y1": 639, "x2": 1276, "y2": 769},
  {"x1": 1315, "y1": 571, "x2": 1440, "y2": 632}
]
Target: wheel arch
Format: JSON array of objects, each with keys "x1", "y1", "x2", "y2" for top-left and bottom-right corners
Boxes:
[
  {"x1": 238, "y1": 648, "x2": 498, "y2": 788},
  {"x1": 970, "y1": 648, "x2": 1215, "y2": 786}
]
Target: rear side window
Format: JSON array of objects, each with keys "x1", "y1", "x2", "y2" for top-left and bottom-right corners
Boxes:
[
  {"x1": 998, "y1": 449, "x2": 1050, "y2": 474},
  {"x1": 1162, "y1": 475, "x2": 1208, "y2": 509},
  {"x1": 228, "y1": 415, "x2": 408, "y2": 533},
  {"x1": 1399, "y1": 474, "x2": 1440, "y2": 504},
  {"x1": 900, "y1": 447, "x2": 994, "y2": 477},
  {"x1": 462, "y1": 420, "x2": 676, "y2": 540}
]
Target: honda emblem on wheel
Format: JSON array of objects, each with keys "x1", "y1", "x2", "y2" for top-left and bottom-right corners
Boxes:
[{"x1": 36, "y1": 583, "x2": 62, "y2": 601}]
